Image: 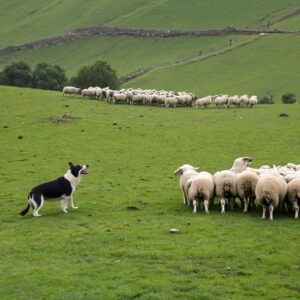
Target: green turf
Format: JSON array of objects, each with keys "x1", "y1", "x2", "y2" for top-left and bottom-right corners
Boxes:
[
  {"x1": 0, "y1": 35, "x2": 250, "y2": 77},
  {"x1": 1, "y1": 0, "x2": 300, "y2": 48},
  {"x1": 124, "y1": 34, "x2": 300, "y2": 101},
  {"x1": 1, "y1": 86, "x2": 300, "y2": 299}
]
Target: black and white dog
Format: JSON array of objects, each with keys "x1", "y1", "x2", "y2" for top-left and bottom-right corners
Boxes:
[{"x1": 20, "y1": 162, "x2": 89, "y2": 217}]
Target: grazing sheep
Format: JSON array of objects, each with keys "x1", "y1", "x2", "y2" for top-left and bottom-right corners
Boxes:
[
  {"x1": 213, "y1": 170, "x2": 237, "y2": 213},
  {"x1": 249, "y1": 95, "x2": 258, "y2": 107},
  {"x1": 186, "y1": 172, "x2": 214, "y2": 213},
  {"x1": 287, "y1": 178, "x2": 300, "y2": 218},
  {"x1": 63, "y1": 86, "x2": 81, "y2": 96},
  {"x1": 255, "y1": 174, "x2": 288, "y2": 220},
  {"x1": 237, "y1": 171, "x2": 259, "y2": 212},
  {"x1": 174, "y1": 164, "x2": 199, "y2": 205},
  {"x1": 195, "y1": 96, "x2": 213, "y2": 109}
]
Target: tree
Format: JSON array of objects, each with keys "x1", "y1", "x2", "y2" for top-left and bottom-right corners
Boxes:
[
  {"x1": 0, "y1": 61, "x2": 33, "y2": 87},
  {"x1": 32, "y1": 62, "x2": 67, "y2": 91},
  {"x1": 282, "y1": 92, "x2": 296, "y2": 104},
  {"x1": 70, "y1": 60, "x2": 119, "y2": 89}
]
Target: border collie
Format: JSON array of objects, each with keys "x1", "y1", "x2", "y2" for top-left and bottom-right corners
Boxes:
[{"x1": 20, "y1": 162, "x2": 89, "y2": 217}]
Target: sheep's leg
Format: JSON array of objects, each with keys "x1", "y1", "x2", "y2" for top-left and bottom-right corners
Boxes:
[
  {"x1": 204, "y1": 200, "x2": 209, "y2": 214},
  {"x1": 293, "y1": 202, "x2": 299, "y2": 219},
  {"x1": 220, "y1": 198, "x2": 226, "y2": 213},
  {"x1": 262, "y1": 205, "x2": 266, "y2": 219},
  {"x1": 193, "y1": 200, "x2": 198, "y2": 214},
  {"x1": 243, "y1": 198, "x2": 249, "y2": 213},
  {"x1": 269, "y1": 205, "x2": 274, "y2": 221}
]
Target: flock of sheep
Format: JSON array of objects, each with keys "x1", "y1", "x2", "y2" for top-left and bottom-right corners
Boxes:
[
  {"x1": 175, "y1": 157, "x2": 300, "y2": 220},
  {"x1": 62, "y1": 86, "x2": 258, "y2": 108}
]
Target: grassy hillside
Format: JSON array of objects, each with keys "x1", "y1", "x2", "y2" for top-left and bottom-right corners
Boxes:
[
  {"x1": 124, "y1": 34, "x2": 300, "y2": 101},
  {"x1": 0, "y1": 35, "x2": 250, "y2": 77},
  {"x1": 1, "y1": 0, "x2": 299, "y2": 47},
  {"x1": 1, "y1": 86, "x2": 300, "y2": 299}
]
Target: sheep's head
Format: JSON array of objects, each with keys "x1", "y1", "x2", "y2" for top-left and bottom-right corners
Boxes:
[
  {"x1": 231, "y1": 157, "x2": 253, "y2": 173},
  {"x1": 174, "y1": 164, "x2": 199, "y2": 176}
]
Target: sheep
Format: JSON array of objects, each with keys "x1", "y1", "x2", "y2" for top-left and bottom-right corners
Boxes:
[
  {"x1": 249, "y1": 95, "x2": 258, "y2": 107},
  {"x1": 237, "y1": 171, "x2": 259, "y2": 212},
  {"x1": 174, "y1": 164, "x2": 199, "y2": 205},
  {"x1": 255, "y1": 174, "x2": 288, "y2": 220},
  {"x1": 287, "y1": 178, "x2": 300, "y2": 218},
  {"x1": 230, "y1": 157, "x2": 253, "y2": 173},
  {"x1": 213, "y1": 170, "x2": 237, "y2": 213},
  {"x1": 227, "y1": 95, "x2": 240, "y2": 107},
  {"x1": 284, "y1": 172, "x2": 300, "y2": 183},
  {"x1": 81, "y1": 88, "x2": 96, "y2": 99},
  {"x1": 112, "y1": 93, "x2": 127, "y2": 104},
  {"x1": 214, "y1": 95, "x2": 228, "y2": 108},
  {"x1": 63, "y1": 86, "x2": 81, "y2": 96},
  {"x1": 165, "y1": 97, "x2": 178, "y2": 108},
  {"x1": 239, "y1": 94, "x2": 249, "y2": 106},
  {"x1": 195, "y1": 96, "x2": 212, "y2": 109},
  {"x1": 186, "y1": 172, "x2": 214, "y2": 213}
]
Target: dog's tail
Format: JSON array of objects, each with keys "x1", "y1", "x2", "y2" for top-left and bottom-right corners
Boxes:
[{"x1": 20, "y1": 195, "x2": 31, "y2": 216}]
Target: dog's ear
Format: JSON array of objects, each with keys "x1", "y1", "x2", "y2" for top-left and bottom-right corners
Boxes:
[{"x1": 68, "y1": 162, "x2": 74, "y2": 169}]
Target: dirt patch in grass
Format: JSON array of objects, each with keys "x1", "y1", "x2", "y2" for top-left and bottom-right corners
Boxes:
[{"x1": 52, "y1": 113, "x2": 78, "y2": 124}]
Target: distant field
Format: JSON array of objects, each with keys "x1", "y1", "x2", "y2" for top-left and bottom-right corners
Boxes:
[
  {"x1": 125, "y1": 34, "x2": 300, "y2": 101},
  {"x1": 0, "y1": 35, "x2": 250, "y2": 77},
  {"x1": 1, "y1": 86, "x2": 300, "y2": 299},
  {"x1": 1, "y1": 0, "x2": 299, "y2": 47}
]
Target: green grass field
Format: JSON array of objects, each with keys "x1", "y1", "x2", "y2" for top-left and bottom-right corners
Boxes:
[
  {"x1": 125, "y1": 34, "x2": 300, "y2": 101},
  {"x1": 1, "y1": 86, "x2": 300, "y2": 299}
]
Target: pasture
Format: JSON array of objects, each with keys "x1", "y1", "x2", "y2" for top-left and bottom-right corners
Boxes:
[{"x1": 0, "y1": 86, "x2": 300, "y2": 299}]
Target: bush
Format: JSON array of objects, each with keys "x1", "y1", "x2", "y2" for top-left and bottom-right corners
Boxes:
[
  {"x1": 32, "y1": 62, "x2": 67, "y2": 91},
  {"x1": 282, "y1": 92, "x2": 296, "y2": 104},
  {"x1": 258, "y1": 95, "x2": 274, "y2": 104},
  {"x1": 70, "y1": 60, "x2": 119, "y2": 89},
  {"x1": 0, "y1": 61, "x2": 33, "y2": 87}
]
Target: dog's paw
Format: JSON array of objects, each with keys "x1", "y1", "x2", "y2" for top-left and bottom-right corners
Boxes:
[
  {"x1": 34, "y1": 214, "x2": 41, "y2": 217},
  {"x1": 72, "y1": 206, "x2": 79, "y2": 209},
  {"x1": 62, "y1": 209, "x2": 68, "y2": 214}
]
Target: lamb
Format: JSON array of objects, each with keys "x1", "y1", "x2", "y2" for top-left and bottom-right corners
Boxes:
[
  {"x1": 287, "y1": 178, "x2": 300, "y2": 218},
  {"x1": 195, "y1": 96, "x2": 212, "y2": 109},
  {"x1": 255, "y1": 174, "x2": 288, "y2": 220},
  {"x1": 186, "y1": 172, "x2": 214, "y2": 213},
  {"x1": 213, "y1": 170, "x2": 237, "y2": 213},
  {"x1": 63, "y1": 86, "x2": 81, "y2": 96},
  {"x1": 249, "y1": 95, "x2": 258, "y2": 107},
  {"x1": 237, "y1": 171, "x2": 259, "y2": 212},
  {"x1": 174, "y1": 164, "x2": 199, "y2": 205}
]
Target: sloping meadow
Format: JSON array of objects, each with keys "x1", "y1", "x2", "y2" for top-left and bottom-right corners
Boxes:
[{"x1": 0, "y1": 86, "x2": 299, "y2": 299}]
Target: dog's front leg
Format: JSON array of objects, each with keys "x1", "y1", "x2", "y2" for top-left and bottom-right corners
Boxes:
[
  {"x1": 61, "y1": 198, "x2": 68, "y2": 213},
  {"x1": 68, "y1": 195, "x2": 78, "y2": 209}
]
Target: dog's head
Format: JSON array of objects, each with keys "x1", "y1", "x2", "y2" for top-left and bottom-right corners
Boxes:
[{"x1": 68, "y1": 162, "x2": 89, "y2": 177}]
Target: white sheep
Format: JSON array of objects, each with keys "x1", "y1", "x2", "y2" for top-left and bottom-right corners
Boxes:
[
  {"x1": 214, "y1": 95, "x2": 228, "y2": 108},
  {"x1": 249, "y1": 95, "x2": 258, "y2": 107},
  {"x1": 239, "y1": 94, "x2": 249, "y2": 106},
  {"x1": 213, "y1": 170, "x2": 237, "y2": 213},
  {"x1": 195, "y1": 96, "x2": 212, "y2": 109},
  {"x1": 255, "y1": 174, "x2": 288, "y2": 220},
  {"x1": 227, "y1": 95, "x2": 240, "y2": 107},
  {"x1": 237, "y1": 171, "x2": 259, "y2": 212},
  {"x1": 230, "y1": 157, "x2": 253, "y2": 173},
  {"x1": 174, "y1": 164, "x2": 199, "y2": 205},
  {"x1": 186, "y1": 172, "x2": 214, "y2": 213},
  {"x1": 287, "y1": 178, "x2": 300, "y2": 218},
  {"x1": 81, "y1": 88, "x2": 96, "y2": 98},
  {"x1": 63, "y1": 86, "x2": 81, "y2": 96},
  {"x1": 165, "y1": 97, "x2": 178, "y2": 108},
  {"x1": 112, "y1": 93, "x2": 127, "y2": 104}
]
